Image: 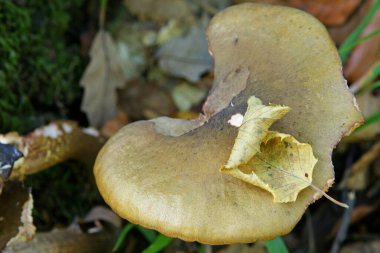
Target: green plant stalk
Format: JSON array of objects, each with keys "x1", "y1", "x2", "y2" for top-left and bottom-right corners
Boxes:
[
  {"x1": 142, "y1": 234, "x2": 172, "y2": 253},
  {"x1": 339, "y1": 28, "x2": 380, "y2": 56},
  {"x1": 354, "y1": 110, "x2": 380, "y2": 133},
  {"x1": 112, "y1": 223, "x2": 135, "y2": 252},
  {"x1": 137, "y1": 226, "x2": 157, "y2": 243},
  {"x1": 356, "y1": 80, "x2": 380, "y2": 95},
  {"x1": 355, "y1": 61, "x2": 380, "y2": 95}
]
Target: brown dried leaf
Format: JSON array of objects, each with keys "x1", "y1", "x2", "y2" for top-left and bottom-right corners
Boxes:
[
  {"x1": 234, "y1": 0, "x2": 361, "y2": 26},
  {"x1": 80, "y1": 30, "x2": 125, "y2": 128},
  {"x1": 328, "y1": 0, "x2": 372, "y2": 45},
  {"x1": 117, "y1": 79, "x2": 176, "y2": 120}
]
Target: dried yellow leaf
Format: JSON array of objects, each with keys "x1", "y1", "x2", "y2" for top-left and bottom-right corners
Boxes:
[
  {"x1": 222, "y1": 96, "x2": 318, "y2": 203},
  {"x1": 224, "y1": 132, "x2": 318, "y2": 202},
  {"x1": 225, "y1": 96, "x2": 290, "y2": 169}
]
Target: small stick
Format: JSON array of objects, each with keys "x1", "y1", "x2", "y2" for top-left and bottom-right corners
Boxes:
[{"x1": 330, "y1": 191, "x2": 356, "y2": 253}]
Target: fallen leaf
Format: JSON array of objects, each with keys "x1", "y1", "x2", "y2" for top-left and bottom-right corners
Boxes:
[
  {"x1": 230, "y1": 132, "x2": 317, "y2": 202},
  {"x1": 234, "y1": 0, "x2": 361, "y2": 26},
  {"x1": 80, "y1": 30, "x2": 125, "y2": 128},
  {"x1": 328, "y1": 0, "x2": 373, "y2": 45},
  {"x1": 288, "y1": 0, "x2": 361, "y2": 26},
  {"x1": 223, "y1": 96, "x2": 290, "y2": 169},
  {"x1": 157, "y1": 17, "x2": 213, "y2": 82},
  {"x1": 117, "y1": 79, "x2": 176, "y2": 120},
  {"x1": 221, "y1": 96, "x2": 317, "y2": 203}
]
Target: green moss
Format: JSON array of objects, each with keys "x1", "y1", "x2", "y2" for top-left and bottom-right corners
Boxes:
[
  {"x1": 0, "y1": 0, "x2": 85, "y2": 133},
  {"x1": 26, "y1": 161, "x2": 103, "y2": 230}
]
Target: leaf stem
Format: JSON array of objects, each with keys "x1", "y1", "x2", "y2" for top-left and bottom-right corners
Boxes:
[{"x1": 309, "y1": 184, "x2": 348, "y2": 209}]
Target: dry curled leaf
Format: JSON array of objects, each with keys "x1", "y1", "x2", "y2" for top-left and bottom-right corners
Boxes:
[
  {"x1": 224, "y1": 96, "x2": 290, "y2": 168},
  {"x1": 221, "y1": 96, "x2": 317, "y2": 203},
  {"x1": 80, "y1": 30, "x2": 125, "y2": 128}
]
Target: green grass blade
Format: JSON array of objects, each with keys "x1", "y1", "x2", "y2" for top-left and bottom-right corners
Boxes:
[
  {"x1": 356, "y1": 80, "x2": 380, "y2": 95},
  {"x1": 339, "y1": 0, "x2": 380, "y2": 63},
  {"x1": 113, "y1": 223, "x2": 135, "y2": 252},
  {"x1": 339, "y1": 28, "x2": 380, "y2": 57},
  {"x1": 264, "y1": 237, "x2": 289, "y2": 253},
  {"x1": 354, "y1": 110, "x2": 380, "y2": 133},
  {"x1": 353, "y1": 61, "x2": 380, "y2": 95},
  {"x1": 197, "y1": 245, "x2": 206, "y2": 253},
  {"x1": 142, "y1": 234, "x2": 172, "y2": 253},
  {"x1": 137, "y1": 226, "x2": 158, "y2": 243}
]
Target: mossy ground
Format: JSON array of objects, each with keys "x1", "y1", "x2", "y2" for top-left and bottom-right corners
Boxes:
[
  {"x1": 0, "y1": 0, "x2": 85, "y2": 133},
  {"x1": 1, "y1": 0, "x2": 102, "y2": 229}
]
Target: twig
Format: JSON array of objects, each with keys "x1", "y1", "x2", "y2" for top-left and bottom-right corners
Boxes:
[
  {"x1": 352, "y1": 141, "x2": 380, "y2": 175},
  {"x1": 341, "y1": 140, "x2": 380, "y2": 189},
  {"x1": 330, "y1": 191, "x2": 356, "y2": 253}
]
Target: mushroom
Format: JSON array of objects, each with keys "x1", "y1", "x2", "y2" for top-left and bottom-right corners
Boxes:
[{"x1": 94, "y1": 3, "x2": 362, "y2": 244}]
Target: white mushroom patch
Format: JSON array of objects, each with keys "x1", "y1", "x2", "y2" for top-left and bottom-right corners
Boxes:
[
  {"x1": 62, "y1": 123, "x2": 73, "y2": 134},
  {"x1": 83, "y1": 127, "x2": 100, "y2": 137},
  {"x1": 228, "y1": 113, "x2": 244, "y2": 127},
  {"x1": 34, "y1": 124, "x2": 62, "y2": 139}
]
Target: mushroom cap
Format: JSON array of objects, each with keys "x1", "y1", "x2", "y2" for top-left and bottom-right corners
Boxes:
[{"x1": 94, "y1": 3, "x2": 362, "y2": 244}]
